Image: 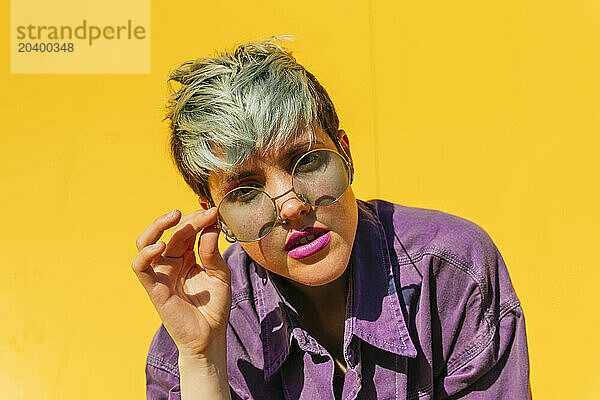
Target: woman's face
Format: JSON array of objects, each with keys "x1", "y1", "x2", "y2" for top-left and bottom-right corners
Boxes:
[{"x1": 205, "y1": 127, "x2": 358, "y2": 286}]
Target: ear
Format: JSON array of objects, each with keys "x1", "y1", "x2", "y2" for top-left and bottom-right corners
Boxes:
[
  {"x1": 336, "y1": 129, "x2": 354, "y2": 180},
  {"x1": 198, "y1": 197, "x2": 211, "y2": 210},
  {"x1": 336, "y1": 129, "x2": 352, "y2": 158}
]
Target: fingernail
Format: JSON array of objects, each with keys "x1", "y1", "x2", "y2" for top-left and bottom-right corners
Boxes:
[
  {"x1": 208, "y1": 207, "x2": 217, "y2": 215},
  {"x1": 168, "y1": 209, "x2": 178, "y2": 217},
  {"x1": 151, "y1": 242, "x2": 163, "y2": 249}
]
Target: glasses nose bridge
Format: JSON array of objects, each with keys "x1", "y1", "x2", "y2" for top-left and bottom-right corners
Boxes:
[
  {"x1": 269, "y1": 184, "x2": 309, "y2": 222},
  {"x1": 270, "y1": 186, "x2": 296, "y2": 203}
]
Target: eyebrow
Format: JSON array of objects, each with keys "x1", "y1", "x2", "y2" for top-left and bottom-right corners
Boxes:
[
  {"x1": 222, "y1": 140, "x2": 326, "y2": 185},
  {"x1": 224, "y1": 170, "x2": 255, "y2": 185}
]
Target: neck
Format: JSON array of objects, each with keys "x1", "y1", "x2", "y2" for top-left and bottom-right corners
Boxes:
[
  {"x1": 279, "y1": 266, "x2": 351, "y2": 360},
  {"x1": 282, "y1": 266, "x2": 351, "y2": 311}
]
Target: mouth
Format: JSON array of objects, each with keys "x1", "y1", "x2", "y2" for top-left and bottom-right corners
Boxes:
[{"x1": 285, "y1": 227, "x2": 331, "y2": 259}]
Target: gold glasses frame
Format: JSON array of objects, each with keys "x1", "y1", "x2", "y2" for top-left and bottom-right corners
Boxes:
[{"x1": 215, "y1": 143, "x2": 353, "y2": 243}]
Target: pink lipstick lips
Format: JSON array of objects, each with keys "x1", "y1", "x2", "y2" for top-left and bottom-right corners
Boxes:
[{"x1": 285, "y1": 227, "x2": 331, "y2": 259}]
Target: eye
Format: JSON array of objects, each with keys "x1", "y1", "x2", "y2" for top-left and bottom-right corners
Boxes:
[
  {"x1": 294, "y1": 151, "x2": 324, "y2": 173},
  {"x1": 228, "y1": 183, "x2": 263, "y2": 203},
  {"x1": 227, "y1": 187, "x2": 258, "y2": 202}
]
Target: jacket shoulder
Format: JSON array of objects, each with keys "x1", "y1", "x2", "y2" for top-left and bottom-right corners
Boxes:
[{"x1": 363, "y1": 199, "x2": 499, "y2": 284}]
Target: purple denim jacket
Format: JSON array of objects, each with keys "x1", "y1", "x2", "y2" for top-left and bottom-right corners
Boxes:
[{"x1": 146, "y1": 199, "x2": 530, "y2": 399}]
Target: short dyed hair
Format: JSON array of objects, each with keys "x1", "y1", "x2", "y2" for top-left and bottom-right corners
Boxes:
[{"x1": 164, "y1": 36, "x2": 340, "y2": 203}]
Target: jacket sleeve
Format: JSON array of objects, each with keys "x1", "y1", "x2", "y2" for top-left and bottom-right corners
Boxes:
[
  {"x1": 146, "y1": 324, "x2": 247, "y2": 399},
  {"x1": 146, "y1": 361, "x2": 181, "y2": 400},
  {"x1": 438, "y1": 303, "x2": 530, "y2": 399},
  {"x1": 431, "y1": 231, "x2": 531, "y2": 399},
  {"x1": 146, "y1": 361, "x2": 245, "y2": 400}
]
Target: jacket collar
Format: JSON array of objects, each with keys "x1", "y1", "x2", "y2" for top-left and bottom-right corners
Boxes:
[
  {"x1": 251, "y1": 200, "x2": 417, "y2": 381},
  {"x1": 347, "y1": 200, "x2": 417, "y2": 358},
  {"x1": 249, "y1": 260, "x2": 299, "y2": 381}
]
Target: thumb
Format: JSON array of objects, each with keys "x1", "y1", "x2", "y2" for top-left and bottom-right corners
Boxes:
[{"x1": 197, "y1": 225, "x2": 231, "y2": 283}]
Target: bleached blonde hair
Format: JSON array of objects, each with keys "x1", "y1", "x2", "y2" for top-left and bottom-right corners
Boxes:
[{"x1": 164, "y1": 36, "x2": 340, "y2": 203}]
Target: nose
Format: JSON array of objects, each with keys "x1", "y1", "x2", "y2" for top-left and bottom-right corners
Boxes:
[{"x1": 277, "y1": 190, "x2": 311, "y2": 224}]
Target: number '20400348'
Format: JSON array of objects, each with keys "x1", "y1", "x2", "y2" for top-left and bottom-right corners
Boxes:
[{"x1": 18, "y1": 42, "x2": 74, "y2": 52}]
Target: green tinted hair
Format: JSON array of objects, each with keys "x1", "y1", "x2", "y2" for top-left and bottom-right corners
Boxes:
[{"x1": 164, "y1": 36, "x2": 340, "y2": 203}]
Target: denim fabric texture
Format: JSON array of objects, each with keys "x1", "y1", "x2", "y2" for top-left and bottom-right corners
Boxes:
[{"x1": 146, "y1": 199, "x2": 530, "y2": 399}]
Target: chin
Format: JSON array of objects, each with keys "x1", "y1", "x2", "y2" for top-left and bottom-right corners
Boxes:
[
  {"x1": 303, "y1": 273, "x2": 346, "y2": 287},
  {"x1": 288, "y1": 250, "x2": 350, "y2": 286}
]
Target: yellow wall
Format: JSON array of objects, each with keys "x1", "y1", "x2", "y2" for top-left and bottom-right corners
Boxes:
[{"x1": 2, "y1": 1, "x2": 599, "y2": 398}]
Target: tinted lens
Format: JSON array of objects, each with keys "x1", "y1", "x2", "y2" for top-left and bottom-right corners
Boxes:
[
  {"x1": 217, "y1": 187, "x2": 277, "y2": 242},
  {"x1": 292, "y1": 149, "x2": 350, "y2": 206}
]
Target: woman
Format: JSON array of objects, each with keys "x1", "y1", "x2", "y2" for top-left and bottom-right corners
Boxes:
[{"x1": 133, "y1": 38, "x2": 530, "y2": 399}]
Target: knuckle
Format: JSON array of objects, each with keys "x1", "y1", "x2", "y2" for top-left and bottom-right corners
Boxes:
[
  {"x1": 197, "y1": 247, "x2": 218, "y2": 259},
  {"x1": 131, "y1": 256, "x2": 140, "y2": 272},
  {"x1": 139, "y1": 246, "x2": 154, "y2": 261}
]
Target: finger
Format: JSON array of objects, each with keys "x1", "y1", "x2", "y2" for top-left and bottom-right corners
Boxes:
[
  {"x1": 184, "y1": 227, "x2": 198, "y2": 252},
  {"x1": 136, "y1": 210, "x2": 181, "y2": 252},
  {"x1": 131, "y1": 241, "x2": 165, "y2": 290},
  {"x1": 197, "y1": 225, "x2": 231, "y2": 283},
  {"x1": 163, "y1": 208, "x2": 218, "y2": 258},
  {"x1": 179, "y1": 249, "x2": 199, "y2": 291},
  {"x1": 163, "y1": 211, "x2": 198, "y2": 254}
]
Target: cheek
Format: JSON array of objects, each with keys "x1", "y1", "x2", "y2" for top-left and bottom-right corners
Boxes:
[
  {"x1": 324, "y1": 189, "x2": 356, "y2": 222},
  {"x1": 239, "y1": 234, "x2": 286, "y2": 265},
  {"x1": 334, "y1": 191, "x2": 358, "y2": 238}
]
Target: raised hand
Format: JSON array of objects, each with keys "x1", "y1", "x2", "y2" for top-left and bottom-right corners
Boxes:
[{"x1": 132, "y1": 208, "x2": 232, "y2": 358}]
